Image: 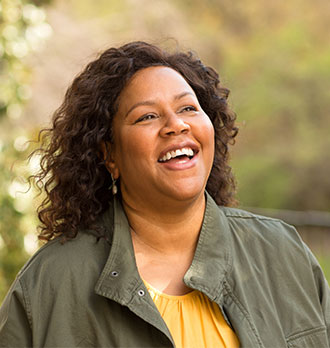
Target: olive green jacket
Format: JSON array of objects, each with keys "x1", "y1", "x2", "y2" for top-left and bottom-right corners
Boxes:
[{"x1": 0, "y1": 194, "x2": 329, "y2": 347}]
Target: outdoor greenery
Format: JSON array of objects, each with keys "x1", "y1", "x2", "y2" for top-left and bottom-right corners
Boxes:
[
  {"x1": 1, "y1": 0, "x2": 329, "y2": 302},
  {"x1": 0, "y1": 0, "x2": 51, "y2": 300}
]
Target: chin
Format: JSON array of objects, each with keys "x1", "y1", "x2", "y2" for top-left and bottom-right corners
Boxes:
[{"x1": 164, "y1": 183, "x2": 206, "y2": 202}]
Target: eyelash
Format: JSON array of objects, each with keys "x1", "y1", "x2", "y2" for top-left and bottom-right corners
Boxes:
[
  {"x1": 134, "y1": 114, "x2": 157, "y2": 123},
  {"x1": 134, "y1": 105, "x2": 197, "y2": 123},
  {"x1": 181, "y1": 105, "x2": 197, "y2": 112}
]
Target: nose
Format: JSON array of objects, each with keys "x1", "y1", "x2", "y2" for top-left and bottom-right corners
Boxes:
[{"x1": 159, "y1": 112, "x2": 190, "y2": 137}]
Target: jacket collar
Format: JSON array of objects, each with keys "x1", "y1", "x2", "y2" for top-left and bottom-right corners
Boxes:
[
  {"x1": 184, "y1": 192, "x2": 233, "y2": 301},
  {"x1": 94, "y1": 191, "x2": 232, "y2": 308}
]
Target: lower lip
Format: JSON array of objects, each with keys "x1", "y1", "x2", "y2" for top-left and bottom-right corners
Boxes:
[{"x1": 158, "y1": 154, "x2": 199, "y2": 171}]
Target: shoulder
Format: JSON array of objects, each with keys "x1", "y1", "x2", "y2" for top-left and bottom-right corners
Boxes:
[
  {"x1": 219, "y1": 205, "x2": 303, "y2": 249},
  {"x1": 0, "y1": 224, "x2": 114, "y2": 346},
  {"x1": 204, "y1": 193, "x2": 306, "y2": 263},
  {"x1": 216, "y1": 206, "x2": 315, "y2": 278},
  {"x1": 22, "y1": 231, "x2": 109, "y2": 269},
  {"x1": 16, "y1": 231, "x2": 111, "y2": 298},
  {"x1": 18, "y1": 203, "x2": 115, "y2": 280}
]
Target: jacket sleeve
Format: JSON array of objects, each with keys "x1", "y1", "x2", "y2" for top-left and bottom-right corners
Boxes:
[
  {"x1": 0, "y1": 278, "x2": 32, "y2": 347},
  {"x1": 305, "y1": 244, "x2": 330, "y2": 344}
]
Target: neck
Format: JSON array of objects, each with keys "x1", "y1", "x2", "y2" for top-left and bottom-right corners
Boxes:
[{"x1": 121, "y1": 191, "x2": 206, "y2": 254}]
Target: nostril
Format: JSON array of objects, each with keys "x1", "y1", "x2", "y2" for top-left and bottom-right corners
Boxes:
[
  {"x1": 160, "y1": 117, "x2": 190, "y2": 137},
  {"x1": 165, "y1": 130, "x2": 176, "y2": 136}
]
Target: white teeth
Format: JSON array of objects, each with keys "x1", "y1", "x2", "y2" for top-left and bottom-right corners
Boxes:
[
  {"x1": 182, "y1": 148, "x2": 188, "y2": 156},
  {"x1": 176, "y1": 149, "x2": 183, "y2": 156},
  {"x1": 183, "y1": 148, "x2": 194, "y2": 157},
  {"x1": 159, "y1": 147, "x2": 195, "y2": 162}
]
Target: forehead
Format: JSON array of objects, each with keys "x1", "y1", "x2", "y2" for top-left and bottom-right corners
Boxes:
[
  {"x1": 117, "y1": 66, "x2": 196, "y2": 106},
  {"x1": 128, "y1": 65, "x2": 191, "y2": 87}
]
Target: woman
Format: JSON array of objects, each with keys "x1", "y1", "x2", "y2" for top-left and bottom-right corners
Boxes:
[{"x1": 0, "y1": 41, "x2": 329, "y2": 348}]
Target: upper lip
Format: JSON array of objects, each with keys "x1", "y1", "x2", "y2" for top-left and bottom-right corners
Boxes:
[{"x1": 158, "y1": 141, "x2": 199, "y2": 161}]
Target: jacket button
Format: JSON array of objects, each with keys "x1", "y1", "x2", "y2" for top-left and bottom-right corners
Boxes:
[
  {"x1": 138, "y1": 289, "x2": 145, "y2": 296},
  {"x1": 111, "y1": 271, "x2": 119, "y2": 277}
]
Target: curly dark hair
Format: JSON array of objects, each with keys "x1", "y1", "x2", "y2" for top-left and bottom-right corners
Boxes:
[{"x1": 33, "y1": 41, "x2": 238, "y2": 242}]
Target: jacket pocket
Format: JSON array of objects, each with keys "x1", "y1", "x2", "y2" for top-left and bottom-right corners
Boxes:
[{"x1": 287, "y1": 326, "x2": 329, "y2": 348}]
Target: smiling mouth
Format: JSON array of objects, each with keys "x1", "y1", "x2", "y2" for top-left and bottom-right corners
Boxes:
[{"x1": 158, "y1": 147, "x2": 196, "y2": 163}]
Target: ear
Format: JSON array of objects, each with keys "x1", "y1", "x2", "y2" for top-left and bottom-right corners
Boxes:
[{"x1": 100, "y1": 142, "x2": 120, "y2": 180}]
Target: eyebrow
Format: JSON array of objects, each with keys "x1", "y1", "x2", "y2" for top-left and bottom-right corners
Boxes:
[{"x1": 125, "y1": 91, "x2": 195, "y2": 118}]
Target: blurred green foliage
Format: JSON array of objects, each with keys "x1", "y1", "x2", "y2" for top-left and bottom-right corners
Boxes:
[
  {"x1": 0, "y1": 141, "x2": 30, "y2": 297},
  {"x1": 1, "y1": 0, "x2": 329, "y2": 302},
  {"x1": 318, "y1": 255, "x2": 330, "y2": 285},
  {"x1": 0, "y1": 0, "x2": 51, "y2": 301},
  {"x1": 226, "y1": 17, "x2": 330, "y2": 210}
]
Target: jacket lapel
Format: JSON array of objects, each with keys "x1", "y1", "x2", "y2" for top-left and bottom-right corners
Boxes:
[
  {"x1": 94, "y1": 197, "x2": 174, "y2": 344},
  {"x1": 184, "y1": 192, "x2": 232, "y2": 301}
]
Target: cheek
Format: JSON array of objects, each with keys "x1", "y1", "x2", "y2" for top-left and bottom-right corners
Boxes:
[
  {"x1": 114, "y1": 130, "x2": 151, "y2": 170},
  {"x1": 208, "y1": 130, "x2": 215, "y2": 164},
  {"x1": 202, "y1": 118, "x2": 215, "y2": 168},
  {"x1": 202, "y1": 116, "x2": 215, "y2": 149}
]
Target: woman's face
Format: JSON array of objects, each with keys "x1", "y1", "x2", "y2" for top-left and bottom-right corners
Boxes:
[{"x1": 109, "y1": 66, "x2": 215, "y2": 205}]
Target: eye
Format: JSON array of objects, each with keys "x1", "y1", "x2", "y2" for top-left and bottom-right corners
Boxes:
[
  {"x1": 134, "y1": 113, "x2": 157, "y2": 124},
  {"x1": 181, "y1": 105, "x2": 197, "y2": 113}
]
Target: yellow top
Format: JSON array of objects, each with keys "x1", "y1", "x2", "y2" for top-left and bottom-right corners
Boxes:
[{"x1": 144, "y1": 281, "x2": 240, "y2": 348}]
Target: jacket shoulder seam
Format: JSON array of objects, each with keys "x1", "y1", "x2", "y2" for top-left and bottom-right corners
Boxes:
[
  {"x1": 225, "y1": 214, "x2": 281, "y2": 222},
  {"x1": 220, "y1": 207, "x2": 284, "y2": 223}
]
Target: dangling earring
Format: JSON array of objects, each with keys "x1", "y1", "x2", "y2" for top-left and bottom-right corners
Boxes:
[{"x1": 111, "y1": 173, "x2": 118, "y2": 195}]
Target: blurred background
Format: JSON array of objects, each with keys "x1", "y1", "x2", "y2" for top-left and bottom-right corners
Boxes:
[{"x1": 1, "y1": 0, "x2": 330, "y2": 303}]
